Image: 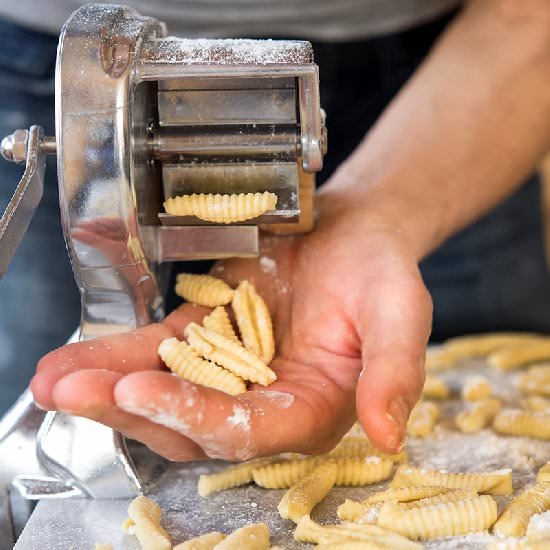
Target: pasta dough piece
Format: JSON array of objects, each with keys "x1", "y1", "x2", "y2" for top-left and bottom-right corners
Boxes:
[
  {"x1": 455, "y1": 397, "x2": 502, "y2": 433},
  {"x1": 293, "y1": 515, "x2": 421, "y2": 549},
  {"x1": 185, "y1": 323, "x2": 276, "y2": 386},
  {"x1": 461, "y1": 375, "x2": 492, "y2": 401},
  {"x1": 198, "y1": 458, "x2": 274, "y2": 496},
  {"x1": 328, "y1": 437, "x2": 407, "y2": 463},
  {"x1": 278, "y1": 461, "x2": 337, "y2": 522},
  {"x1": 203, "y1": 307, "x2": 239, "y2": 342},
  {"x1": 377, "y1": 495, "x2": 497, "y2": 540},
  {"x1": 337, "y1": 499, "x2": 374, "y2": 522},
  {"x1": 518, "y1": 365, "x2": 550, "y2": 396},
  {"x1": 390, "y1": 465, "x2": 513, "y2": 495},
  {"x1": 213, "y1": 523, "x2": 270, "y2": 550},
  {"x1": 94, "y1": 544, "x2": 113, "y2": 550},
  {"x1": 164, "y1": 192, "x2": 278, "y2": 223},
  {"x1": 316, "y1": 542, "x2": 388, "y2": 550},
  {"x1": 422, "y1": 375, "x2": 450, "y2": 399},
  {"x1": 493, "y1": 409, "x2": 550, "y2": 440},
  {"x1": 334, "y1": 457, "x2": 394, "y2": 486},
  {"x1": 521, "y1": 396, "x2": 550, "y2": 413},
  {"x1": 173, "y1": 532, "x2": 226, "y2": 550},
  {"x1": 407, "y1": 401, "x2": 440, "y2": 438},
  {"x1": 125, "y1": 496, "x2": 172, "y2": 550},
  {"x1": 396, "y1": 489, "x2": 479, "y2": 510},
  {"x1": 365, "y1": 485, "x2": 453, "y2": 505},
  {"x1": 537, "y1": 462, "x2": 550, "y2": 483},
  {"x1": 252, "y1": 458, "x2": 320, "y2": 489},
  {"x1": 158, "y1": 338, "x2": 246, "y2": 396},
  {"x1": 489, "y1": 339, "x2": 550, "y2": 371},
  {"x1": 493, "y1": 482, "x2": 550, "y2": 537},
  {"x1": 232, "y1": 280, "x2": 275, "y2": 363},
  {"x1": 445, "y1": 333, "x2": 540, "y2": 359},
  {"x1": 424, "y1": 346, "x2": 455, "y2": 371},
  {"x1": 175, "y1": 273, "x2": 234, "y2": 307}
]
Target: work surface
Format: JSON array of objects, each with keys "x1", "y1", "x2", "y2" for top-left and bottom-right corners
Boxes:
[{"x1": 14, "y1": 359, "x2": 550, "y2": 549}]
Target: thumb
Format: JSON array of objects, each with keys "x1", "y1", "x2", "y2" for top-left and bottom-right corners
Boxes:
[{"x1": 355, "y1": 261, "x2": 432, "y2": 453}]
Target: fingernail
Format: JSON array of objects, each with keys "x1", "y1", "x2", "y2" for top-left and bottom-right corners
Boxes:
[{"x1": 386, "y1": 395, "x2": 410, "y2": 450}]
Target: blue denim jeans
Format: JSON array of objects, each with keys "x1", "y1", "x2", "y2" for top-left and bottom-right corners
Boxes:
[{"x1": 0, "y1": 20, "x2": 80, "y2": 414}]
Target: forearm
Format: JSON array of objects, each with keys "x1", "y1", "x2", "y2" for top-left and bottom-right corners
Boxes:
[{"x1": 322, "y1": 0, "x2": 550, "y2": 260}]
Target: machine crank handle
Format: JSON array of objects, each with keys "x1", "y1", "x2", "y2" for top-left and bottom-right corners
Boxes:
[{"x1": 0, "y1": 126, "x2": 56, "y2": 279}]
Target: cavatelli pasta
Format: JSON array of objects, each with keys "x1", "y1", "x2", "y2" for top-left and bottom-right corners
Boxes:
[
  {"x1": 422, "y1": 375, "x2": 450, "y2": 399},
  {"x1": 365, "y1": 485, "x2": 453, "y2": 505},
  {"x1": 175, "y1": 273, "x2": 234, "y2": 307},
  {"x1": 377, "y1": 495, "x2": 497, "y2": 540},
  {"x1": 489, "y1": 339, "x2": 550, "y2": 371},
  {"x1": 445, "y1": 333, "x2": 540, "y2": 359},
  {"x1": 537, "y1": 462, "x2": 550, "y2": 483},
  {"x1": 521, "y1": 396, "x2": 550, "y2": 413},
  {"x1": 203, "y1": 306, "x2": 239, "y2": 342},
  {"x1": 424, "y1": 347, "x2": 455, "y2": 371},
  {"x1": 493, "y1": 409, "x2": 550, "y2": 440},
  {"x1": 125, "y1": 496, "x2": 172, "y2": 550},
  {"x1": 455, "y1": 397, "x2": 502, "y2": 433},
  {"x1": 252, "y1": 459, "x2": 320, "y2": 489},
  {"x1": 334, "y1": 457, "x2": 394, "y2": 487},
  {"x1": 164, "y1": 192, "x2": 277, "y2": 223},
  {"x1": 518, "y1": 365, "x2": 550, "y2": 396},
  {"x1": 461, "y1": 375, "x2": 492, "y2": 401},
  {"x1": 232, "y1": 280, "x2": 275, "y2": 364},
  {"x1": 328, "y1": 437, "x2": 407, "y2": 463},
  {"x1": 173, "y1": 532, "x2": 226, "y2": 549},
  {"x1": 396, "y1": 489, "x2": 479, "y2": 509},
  {"x1": 197, "y1": 458, "x2": 274, "y2": 496},
  {"x1": 158, "y1": 337, "x2": 246, "y2": 396},
  {"x1": 493, "y1": 482, "x2": 550, "y2": 537},
  {"x1": 277, "y1": 461, "x2": 337, "y2": 522},
  {"x1": 213, "y1": 523, "x2": 270, "y2": 550},
  {"x1": 185, "y1": 323, "x2": 276, "y2": 386},
  {"x1": 390, "y1": 465, "x2": 513, "y2": 495},
  {"x1": 407, "y1": 401, "x2": 440, "y2": 438}
]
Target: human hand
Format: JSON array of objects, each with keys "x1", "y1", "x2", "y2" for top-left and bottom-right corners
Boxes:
[{"x1": 31, "y1": 180, "x2": 432, "y2": 461}]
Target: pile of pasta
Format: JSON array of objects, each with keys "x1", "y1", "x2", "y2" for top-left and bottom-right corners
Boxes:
[
  {"x1": 412, "y1": 332, "x2": 550, "y2": 441},
  {"x1": 157, "y1": 273, "x2": 277, "y2": 394}
]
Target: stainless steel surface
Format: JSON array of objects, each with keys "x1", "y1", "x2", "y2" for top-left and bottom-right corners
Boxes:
[
  {"x1": 14, "y1": 359, "x2": 550, "y2": 549},
  {"x1": 0, "y1": 126, "x2": 45, "y2": 279}
]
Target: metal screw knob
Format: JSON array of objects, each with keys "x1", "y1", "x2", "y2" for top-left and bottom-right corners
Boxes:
[{"x1": 1, "y1": 129, "x2": 29, "y2": 164}]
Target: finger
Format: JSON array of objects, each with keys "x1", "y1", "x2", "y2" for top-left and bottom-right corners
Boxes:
[
  {"x1": 32, "y1": 323, "x2": 173, "y2": 409},
  {"x1": 355, "y1": 261, "x2": 432, "y2": 453},
  {"x1": 114, "y1": 369, "x2": 331, "y2": 461},
  {"x1": 51, "y1": 369, "x2": 206, "y2": 461}
]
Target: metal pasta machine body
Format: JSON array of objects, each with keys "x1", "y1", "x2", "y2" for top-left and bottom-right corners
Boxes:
[{"x1": 0, "y1": 3, "x2": 326, "y2": 544}]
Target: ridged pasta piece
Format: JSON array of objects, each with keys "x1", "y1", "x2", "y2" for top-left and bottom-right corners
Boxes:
[
  {"x1": 493, "y1": 409, "x2": 550, "y2": 440},
  {"x1": 493, "y1": 482, "x2": 550, "y2": 537},
  {"x1": 125, "y1": 496, "x2": 172, "y2": 550},
  {"x1": 390, "y1": 465, "x2": 513, "y2": 495},
  {"x1": 214, "y1": 523, "x2": 270, "y2": 550},
  {"x1": 521, "y1": 395, "x2": 550, "y2": 413},
  {"x1": 396, "y1": 489, "x2": 479, "y2": 509},
  {"x1": 173, "y1": 532, "x2": 226, "y2": 550},
  {"x1": 175, "y1": 273, "x2": 234, "y2": 307},
  {"x1": 232, "y1": 280, "x2": 275, "y2": 364},
  {"x1": 461, "y1": 375, "x2": 492, "y2": 401},
  {"x1": 328, "y1": 437, "x2": 407, "y2": 463},
  {"x1": 158, "y1": 337, "x2": 246, "y2": 396},
  {"x1": 377, "y1": 495, "x2": 497, "y2": 540},
  {"x1": 537, "y1": 462, "x2": 550, "y2": 483},
  {"x1": 334, "y1": 457, "x2": 394, "y2": 486},
  {"x1": 407, "y1": 401, "x2": 440, "y2": 438},
  {"x1": 293, "y1": 515, "x2": 421, "y2": 549},
  {"x1": 366, "y1": 485, "x2": 452, "y2": 505},
  {"x1": 422, "y1": 375, "x2": 450, "y2": 399},
  {"x1": 164, "y1": 192, "x2": 278, "y2": 223},
  {"x1": 316, "y1": 542, "x2": 388, "y2": 550},
  {"x1": 455, "y1": 397, "x2": 502, "y2": 433},
  {"x1": 518, "y1": 365, "x2": 550, "y2": 396},
  {"x1": 489, "y1": 339, "x2": 550, "y2": 371},
  {"x1": 94, "y1": 544, "x2": 113, "y2": 550},
  {"x1": 445, "y1": 333, "x2": 540, "y2": 359},
  {"x1": 203, "y1": 307, "x2": 239, "y2": 342},
  {"x1": 425, "y1": 347, "x2": 455, "y2": 371},
  {"x1": 185, "y1": 323, "x2": 276, "y2": 386},
  {"x1": 337, "y1": 500, "x2": 374, "y2": 522},
  {"x1": 198, "y1": 458, "x2": 274, "y2": 496},
  {"x1": 252, "y1": 458, "x2": 320, "y2": 489},
  {"x1": 277, "y1": 461, "x2": 337, "y2": 522}
]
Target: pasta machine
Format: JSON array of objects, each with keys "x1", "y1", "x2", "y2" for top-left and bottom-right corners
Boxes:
[{"x1": 0, "y1": 3, "x2": 326, "y2": 546}]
